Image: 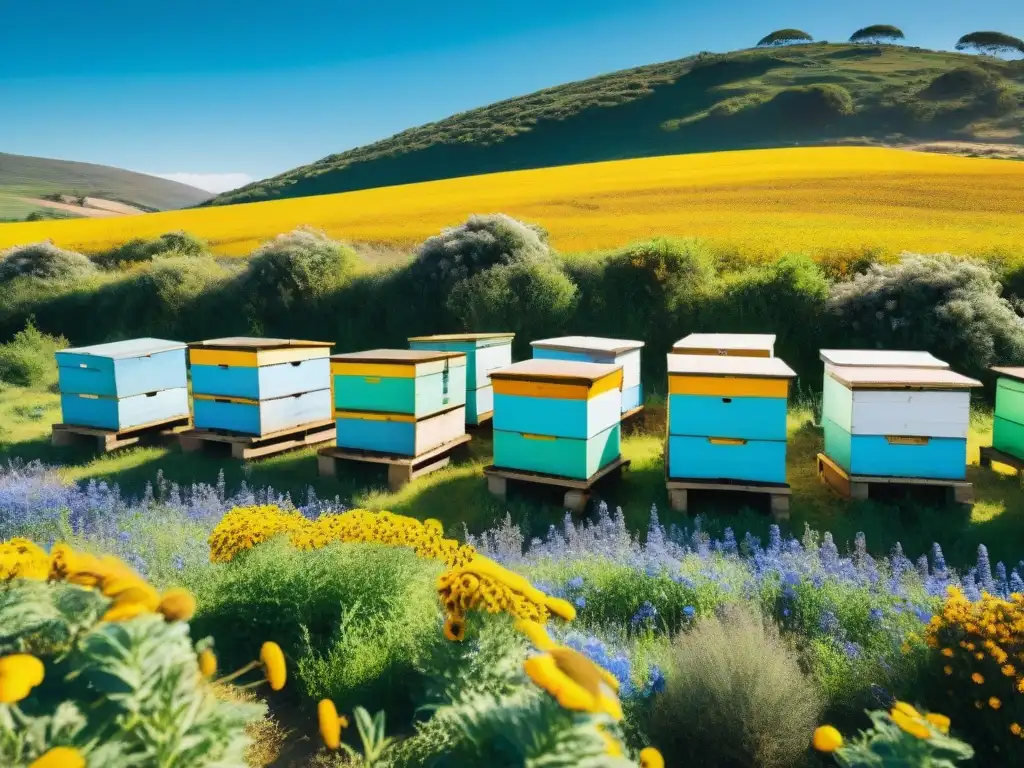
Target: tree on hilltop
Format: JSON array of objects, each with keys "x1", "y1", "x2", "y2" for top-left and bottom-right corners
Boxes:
[
  {"x1": 756, "y1": 29, "x2": 813, "y2": 47},
  {"x1": 955, "y1": 31, "x2": 1024, "y2": 57},
  {"x1": 849, "y1": 25, "x2": 905, "y2": 44}
]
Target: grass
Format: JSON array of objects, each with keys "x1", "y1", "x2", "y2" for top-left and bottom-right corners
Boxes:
[
  {"x1": 206, "y1": 42, "x2": 1024, "y2": 205},
  {"x1": 2, "y1": 147, "x2": 1023, "y2": 259},
  {"x1": 2, "y1": 382, "x2": 1022, "y2": 571}
]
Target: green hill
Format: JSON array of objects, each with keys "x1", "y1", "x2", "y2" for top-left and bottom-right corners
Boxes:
[
  {"x1": 208, "y1": 43, "x2": 1024, "y2": 207},
  {"x1": 0, "y1": 153, "x2": 210, "y2": 221}
]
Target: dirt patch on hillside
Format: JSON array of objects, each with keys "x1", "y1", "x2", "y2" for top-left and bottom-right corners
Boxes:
[
  {"x1": 898, "y1": 141, "x2": 1024, "y2": 160},
  {"x1": 19, "y1": 196, "x2": 144, "y2": 218}
]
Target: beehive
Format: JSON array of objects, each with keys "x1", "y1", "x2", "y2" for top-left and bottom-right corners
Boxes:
[
  {"x1": 822, "y1": 366, "x2": 981, "y2": 480},
  {"x1": 189, "y1": 337, "x2": 332, "y2": 436},
  {"x1": 671, "y1": 333, "x2": 775, "y2": 358},
  {"x1": 408, "y1": 333, "x2": 513, "y2": 425},
  {"x1": 56, "y1": 338, "x2": 189, "y2": 431},
  {"x1": 490, "y1": 359, "x2": 623, "y2": 480},
  {"x1": 667, "y1": 354, "x2": 796, "y2": 484},
  {"x1": 530, "y1": 336, "x2": 644, "y2": 414},
  {"x1": 331, "y1": 349, "x2": 467, "y2": 456},
  {"x1": 990, "y1": 367, "x2": 1024, "y2": 461}
]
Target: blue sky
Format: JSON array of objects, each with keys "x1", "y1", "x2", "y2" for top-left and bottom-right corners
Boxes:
[{"x1": 1, "y1": 0, "x2": 1021, "y2": 192}]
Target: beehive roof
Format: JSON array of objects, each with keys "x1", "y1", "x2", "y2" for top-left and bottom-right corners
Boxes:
[
  {"x1": 828, "y1": 366, "x2": 981, "y2": 390},
  {"x1": 59, "y1": 338, "x2": 186, "y2": 359},
  {"x1": 991, "y1": 366, "x2": 1024, "y2": 384},
  {"x1": 819, "y1": 349, "x2": 948, "y2": 368},
  {"x1": 489, "y1": 358, "x2": 621, "y2": 383},
  {"x1": 331, "y1": 348, "x2": 466, "y2": 364},
  {"x1": 667, "y1": 353, "x2": 795, "y2": 378},
  {"x1": 192, "y1": 337, "x2": 332, "y2": 350},
  {"x1": 531, "y1": 336, "x2": 644, "y2": 354},
  {"x1": 672, "y1": 333, "x2": 775, "y2": 352},
  {"x1": 407, "y1": 332, "x2": 514, "y2": 342}
]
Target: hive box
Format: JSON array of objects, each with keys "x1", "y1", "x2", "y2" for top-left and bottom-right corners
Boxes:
[
  {"x1": 990, "y1": 367, "x2": 1024, "y2": 461},
  {"x1": 531, "y1": 336, "x2": 644, "y2": 414},
  {"x1": 333, "y1": 407, "x2": 467, "y2": 456},
  {"x1": 56, "y1": 338, "x2": 189, "y2": 431},
  {"x1": 667, "y1": 354, "x2": 795, "y2": 484},
  {"x1": 672, "y1": 333, "x2": 776, "y2": 358},
  {"x1": 189, "y1": 337, "x2": 332, "y2": 436},
  {"x1": 822, "y1": 366, "x2": 981, "y2": 480},
  {"x1": 490, "y1": 359, "x2": 623, "y2": 480},
  {"x1": 331, "y1": 349, "x2": 467, "y2": 418},
  {"x1": 408, "y1": 333, "x2": 514, "y2": 425}
]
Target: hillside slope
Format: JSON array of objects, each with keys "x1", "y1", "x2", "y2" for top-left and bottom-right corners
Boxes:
[
  {"x1": 0, "y1": 153, "x2": 210, "y2": 221},
  {"x1": 208, "y1": 43, "x2": 1024, "y2": 206}
]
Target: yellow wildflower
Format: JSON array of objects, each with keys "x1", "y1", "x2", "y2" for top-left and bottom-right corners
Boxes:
[
  {"x1": 0, "y1": 653, "x2": 45, "y2": 704},
  {"x1": 943, "y1": 665, "x2": 953, "y2": 675},
  {"x1": 515, "y1": 619, "x2": 557, "y2": 652},
  {"x1": 524, "y1": 647, "x2": 623, "y2": 720},
  {"x1": 198, "y1": 649, "x2": 217, "y2": 679},
  {"x1": 891, "y1": 701, "x2": 921, "y2": 719},
  {"x1": 638, "y1": 747, "x2": 664, "y2": 768},
  {"x1": 1011, "y1": 723, "x2": 1022, "y2": 737},
  {"x1": 1002, "y1": 664, "x2": 1016, "y2": 677},
  {"x1": 101, "y1": 601, "x2": 149, "y2": 623},
  {"x1": 940, "y1": 648, "x2": 953, "y2": 658},
  {"x1": 925, "y1": 713, "x2": 950, "y2": 734},
  {"x1": 158, "y1": 588, "x2": 197, "y2": 621},
  {"x1": 260, "y1": 642, "x2": 287, "y2": 691},
  {"x1": 443, "y1": 615, "x2": 465, "y2": 642},
  {"x1": 318, "y1": 698, "x2": 347, "y2": 750},
  {"x1": 811, "y1": 725, "x2": 843, "y2": 752},
  {"x1": 989, "y1": 697, "x2": 1002, "y2": 710},
  {"x1": 29, "y1": 747, "x2": 86, "y2": 768},
  {"x1": 971, "y1": 672, "x2": 984, "y2": 685},
  {"x1": 597, "y1": 725, "x2": 623, "y2": 757},
  {"x1": 891, "y1": 709, "x2": 931, "y2": 740},
  {"x1": 0, "y1": 538, "x2": 49, "y2": 581}
]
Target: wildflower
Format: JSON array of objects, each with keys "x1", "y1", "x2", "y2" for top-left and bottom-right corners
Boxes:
[
  {"x1": 158, "y1": 588, "x2": 197, "y2": 621},
  {"x1": 318, "y1": 698, "x2": 348, "y2": 750},
  {"x1": 925, "y1": 713, "x2": 950, "y2": 734},
  {"x1": 638, "y1": 747, "x2": 664, "y2": 768},
  {"x1": 812, "y1": 725, "x2": 843, "y2": 752},
  {"x1": 198, "y1": 649, "x2": 217, "y2": 679},
  {"x1": 941, "y1": 647, "x2": 953, "y2": 657},
  {"x1": 891, "y1": 708, "x2": 931, "y2": 740},
  {"x1": 1011, "y1": 723, "x2": 1022, "y2": 736},
  {"x1": 1002, "y1": 664, "x2": 1016, "y2": 677},
  {"x1": 260, "y1": 642, "x2": 286, "y2": 691},
  {"x1": 0, "y1": 653, "x2": 44, "y2": 704},
  {"x1": 515, "y1": 619, "x2": 557, "y2": 651},
  {"x1": 682, "y1": 606, "x2": 695, "y2": 620},
  {"x1": 29, "y1": 748, "x2": 86, "y2": 768},
  {"x1": 597, "y1": 725, "x2": 623, "y2": 757},
  {"x1": 444, "y1": 615, "x2": 465, "y2": 642},
  {"x1": 971, "y1": 672, "x2": 984, "y2": 684},
  {"x1": 989, "y1": 697, "x2": 1002, "y2": 710},
  {"x1": 944, "y1": 665, "x2": 953, "y2": 675},
  {"x1": 101, "y1": 602, "x2": 149, "y2": 623},
  {"x1": 524, "y1": 647, "x2": 623, "y2": 720}
]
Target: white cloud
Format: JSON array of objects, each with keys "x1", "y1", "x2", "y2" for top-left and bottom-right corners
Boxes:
[{"x1": 147, "y1": 172, "x2": 254, "y2": 194}]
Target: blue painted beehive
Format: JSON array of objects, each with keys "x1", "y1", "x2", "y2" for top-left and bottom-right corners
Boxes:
[
  {"x1": 531, "y1": 336, "x2": 644, "y2": 414},
  {"x1": 331, "y1": 349, "x2": 467, "y2": 456},
  {"x1": 189, "y1": 337, "x2": 333, "y2": 436},
  {"x1": 490, "y1": 359, "x2": 623, "y2": 480},
  {"x1": 56, "y1": 338, "x2": 189, "y2": 431},
  {"x1": 822, "y1": 366, "x2": 980, "y2": 480},
  {"x1": 667, "y1": 353, "x2": 795, "y2": 485},
  {"x1": 408, "y1": 333, "x2": 514, "y2": 425}
]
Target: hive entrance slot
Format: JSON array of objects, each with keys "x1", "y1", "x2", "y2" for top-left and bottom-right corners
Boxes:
[
  {"x1": 290, "y1": 361, "x2": 301, "y2": 367},
  {"x1": 145, "y1": 392, "x2": 157, "y2": 398},
  {"x1": 722, "y1": 397, "x2": 732, "y2": 403}
]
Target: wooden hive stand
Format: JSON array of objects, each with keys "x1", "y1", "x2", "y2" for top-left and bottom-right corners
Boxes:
[
  {"x1": 177, "y1": 419, "x2": 336, "y2": 461},
  {"x1": 318, "y1": 434, "x2": 471, "y2": 491},
  {"x1": 979, "y1": 446, "x2": 1024, "y2": 477},
  {"x1": 817, "y1": 452, "x2": 973, "y2": 505},
  {"x1": 484, "y1": 456, "x2": 630, "y2": 514},
  {"x1": 666, "y1": 477, "x2": 792, "y2": 521},
  {"x1": 51, "y1": 416, "x2": 191, "y2": 454}
]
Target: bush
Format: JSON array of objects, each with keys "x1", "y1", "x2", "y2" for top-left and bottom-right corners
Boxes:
[
  {"x1": 0, "y1": 241, "x2": 96, "y2": 282},
  {"x1": 650, "y1": 606, "x2": 823, "y2": 768},
  {"x1": 0, "y1": 320, "x2": 67, "y2": 388},
  {"x1": 827, "y1": 254, "x2": 1024, "y2": 381},
  {"x1": 189, "y1": 538, "x2": 442, "y2": 724},
  {"x1": 411, "y1": 214, "x2": 554, "y2": 294},
  {"x1": 446, "y1": 261, "x2": 578, "y2": 358},
  {"x1": 769, "y1": 84, "x2": 855, "y2": 119},
  {"x1": 93, "y1": 231, "x2": 208, "y2": 268}
]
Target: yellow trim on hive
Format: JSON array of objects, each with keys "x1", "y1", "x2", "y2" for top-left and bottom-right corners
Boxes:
[
  {"x1": 331, "y1": 362, "x2": 416, "y2": 378},
  {"x1": 491, "y1": 370, "x2": 623, "y2": 400},
  {"x1": 668, "y1": 375, "x2": 789, "y2": 398},
  {"x1": 708, "y1": 437, "x2": 747, "y2": 446},
  {"x1": 671, "y1": 348, "x2": 771, "y2": 358},
  {"x1": 521, "y1": 433, "x2": 557, "y2": 441},
  {"x1": 192, "y1": 393, "x2": 259, "y2": 405},
  {"x1": 885, "y1": 435, "x2": 930, "y2": 446},
  {"x1": 333, "y1": 410, "x2": 415, "y2": 423},
  {"x1": 190, "y1": 347, "x2": 326, "y2": 368}
]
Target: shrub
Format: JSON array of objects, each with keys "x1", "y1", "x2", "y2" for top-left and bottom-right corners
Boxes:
[
  {"x1": 411, "y1": 214, "x2": 554, "y2": 294},
  {"x1": 827, "y1": 254, "x2": 1024, "y2": 382},
  {"x1": 0, "y1": 320, "x2": 67, "y2": 388},
  {"x1": 650, "y1": 606, "x2": 823, "y2": 768},
  {"x1": 0, "y1": 242, "x2": 96, "y2": 282},
  {"x1": 446, "y1": 260, "x2": 578, "y2": 359},
  {"x1": 93, "y1": 231, "x2": 208, "y2": 268},
  {"x1": 769, "y1": 84, "x2": 855, "y2": 119}
]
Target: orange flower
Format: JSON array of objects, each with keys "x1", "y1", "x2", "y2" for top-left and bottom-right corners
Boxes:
[
  {"x1": 158, "y1": 588, "x2": 197, "y2": 621},
  {"x1": 989, "y1": 697, "x2": 1002, "y2": 710},
  {"x1": 971, "y1": 672, "x2": 984, "y2": 685}
]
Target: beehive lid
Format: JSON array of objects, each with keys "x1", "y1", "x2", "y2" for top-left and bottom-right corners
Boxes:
[
  {"x1": 991, "y1": 367, "x2": 1024, "y2": 384},
  {"x1": 819, "y1": 349, "x2": 948, "y2": 368},
  {"x1": 667, "y1": 354, "x2": 795, "y2": 379},
  {"x1": 828, "y1": 366, "x2": 981, "y2": 390},
  {"x1": 59, "y1": 338, "x2": 186, "y2": 359},
  {"x1": 331, "y1": 349, "x2": 466, "y2": 364},
  {"x1": 531, "y1": 336, "x2": 644, "y2": 354},
  {"x1": 489, "y1": 359, "x2": 622, "y2": 383},
  {"x1": 192, "y1": 337, "x2": 332, "y2": 350},
  {"x1": 673, "y1": 333, "x2": 775, "y2": 352},
  {"x1": 408, "y1": 332, "x2": 515, "y2": 342}
]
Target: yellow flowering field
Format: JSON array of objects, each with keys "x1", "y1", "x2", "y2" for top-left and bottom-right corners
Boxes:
[{"x1": 1, "y1": 147, "x2": 1023, "y2": 258}]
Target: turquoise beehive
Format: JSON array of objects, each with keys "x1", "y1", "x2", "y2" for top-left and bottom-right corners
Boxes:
[
  {"x1": 189, "y1": 337, "x2": 333, "y2": 436},
  {"x1": 531, "y1": 336, "x2": 644, "y2": 414},
  {"x1": 491, "y1": 359, "x2": 623, "y2": 480},
  {"x1": 56, "y1": 338, "x2": 189, "y2": 431},
  {"x1": 408, "y1": 333, "x2": 513, "y2": 425}
]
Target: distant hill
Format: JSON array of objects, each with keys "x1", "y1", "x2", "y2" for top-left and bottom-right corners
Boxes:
[
  {"x1": 0, "y1": 153, "x2": 210, "y2": 222},
  {"x1": 207, "y1": 43, "x2": 1024, "y2": 207}
]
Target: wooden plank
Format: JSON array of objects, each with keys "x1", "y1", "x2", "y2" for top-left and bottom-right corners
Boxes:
[
  {"x1": 483, "y1": 456, "x2": 629, "y2": 491},
  {"x1": 817, "y1": 451, "x2": 972, "y2": 500},
  {"x1": 52, "y1": 416, "x2": 191, "y2": 453},
  {"x1": 181, "y1": 419, "x2": 335, "y2": 446},
  {"x1": 621, "y1": 405, "x2": 644, "y2": 422},
  {"x1": 234, "y1": 425, "x2": 336, "y2": 460},
  {"x1": 817, "y1": 452, "x2": 853, "y2": 499},
  {"x1": 320, "y1": 434, "x2": 472, "y2": 468},
  {"x1": 666, "y1": 478, "x2": 792, "y2": 494},
  {"x1": 979, "y1": 445, "x2": 1024, "y2": 474}
]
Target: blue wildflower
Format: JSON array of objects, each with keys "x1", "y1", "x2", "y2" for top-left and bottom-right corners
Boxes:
[{"x1": 631, "y1": 601, "x2": 658, "y2": 627}]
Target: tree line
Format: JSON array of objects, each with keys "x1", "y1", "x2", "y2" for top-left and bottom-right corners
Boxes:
[{"x1": 754, "y1": 26, "x2": 1024, "y2": 58}]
